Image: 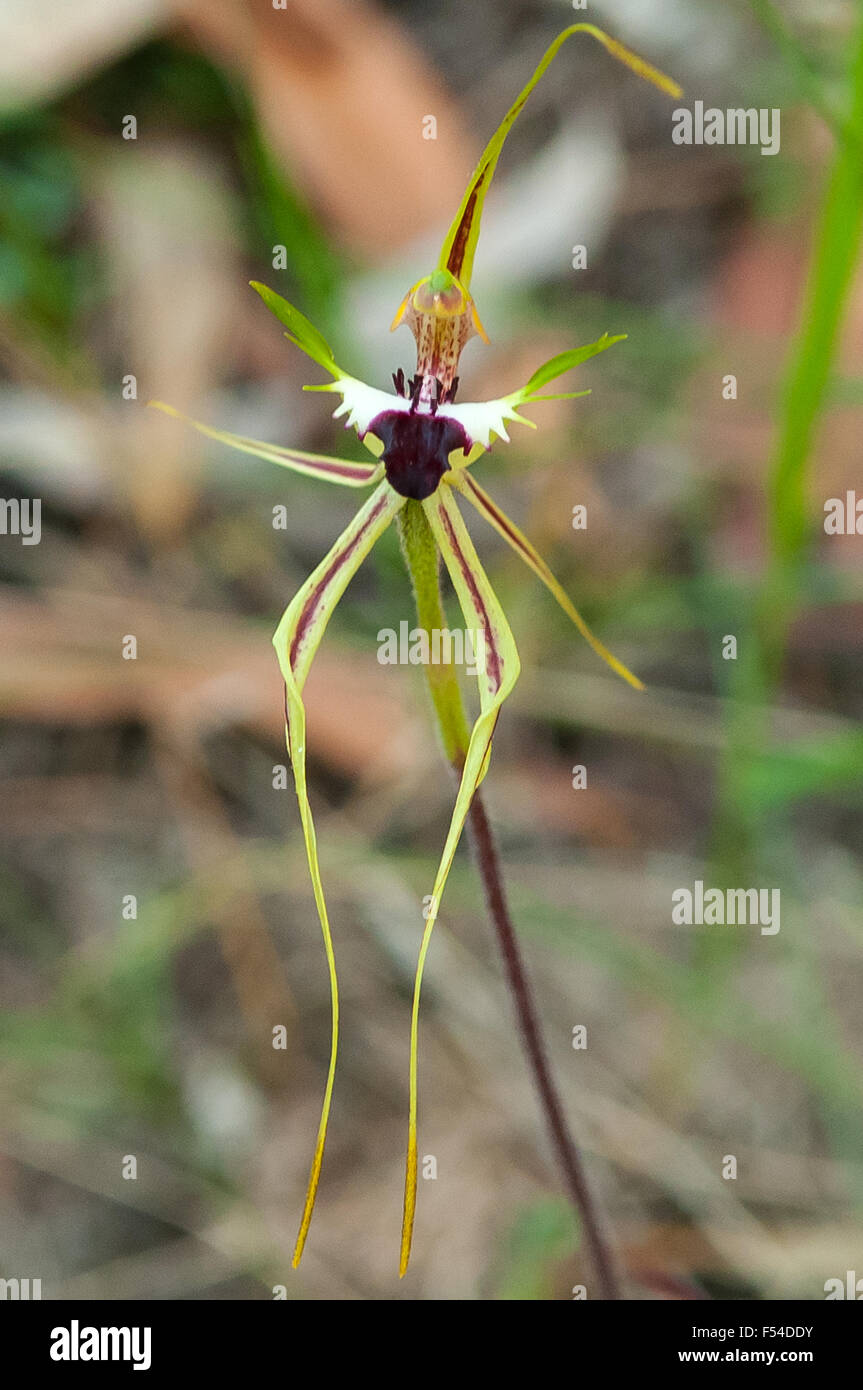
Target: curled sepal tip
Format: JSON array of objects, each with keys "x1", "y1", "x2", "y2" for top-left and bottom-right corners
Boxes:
[{"x1": 439, "y1": 24, "x2": 682, "y2": 290}]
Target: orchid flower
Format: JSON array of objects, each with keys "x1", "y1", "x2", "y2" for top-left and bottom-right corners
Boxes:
[{"x1": 151, "y1": 24, "x2": 681, "y2": 1278}]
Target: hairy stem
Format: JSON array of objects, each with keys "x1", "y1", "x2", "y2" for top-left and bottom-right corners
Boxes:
[{"x1": 397, "y1": 499, "x2": 622, "y2": 1299}]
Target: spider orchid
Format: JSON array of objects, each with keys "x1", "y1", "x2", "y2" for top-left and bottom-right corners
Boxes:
[{"x1": 151, "y1": 23, "x2": 680, "y2": 1278}]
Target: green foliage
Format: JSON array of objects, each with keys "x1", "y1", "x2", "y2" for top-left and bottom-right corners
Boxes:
[
  {"x1": 0, "y1": 113, "x2": 86, "y2": 346},
  {"x1": 495, "y1": 1199, "x2": 580, "y2": 1299}
]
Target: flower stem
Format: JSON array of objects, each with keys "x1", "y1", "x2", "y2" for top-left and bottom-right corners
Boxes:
[
  {"x1": 465, "y1": 795, "x2": 622, "y2": 1300},
  {"x1": 397, "y1": 499, "x2": 623, "y2": 1299}
]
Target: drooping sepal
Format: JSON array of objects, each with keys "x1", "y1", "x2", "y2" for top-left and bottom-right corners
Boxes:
[
  {"x1": 272, "y1": 481, "x2": 405, "y2": 1265},
  {"x1": 452, "y1": 470, "x2": 644, "y2": 689},
  {"x1": 400, "y1": 485, "x2": 520, "y2": 1276}
]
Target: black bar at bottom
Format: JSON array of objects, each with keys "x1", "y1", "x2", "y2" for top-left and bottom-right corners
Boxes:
[{"x1": 2, "y1": 1296, "x2": 857, "y2": 1376}]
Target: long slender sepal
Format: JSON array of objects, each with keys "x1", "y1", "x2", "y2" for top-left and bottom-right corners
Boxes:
[
  {"x1": 272, "y1": 481, "x2": 405, "y2": 1265},
  {"x1": 439, "y1": 25, "x2": 682, "y2": 288},
  {"x1": 452, "y1": 471, "x2": 644, "y2": 690},
  {"x1": 147, "y1": 402, "x2": 382, "y2": 487},
  {"x1": 400, "y1": 486, "x2": 520, "y2": 1276}
]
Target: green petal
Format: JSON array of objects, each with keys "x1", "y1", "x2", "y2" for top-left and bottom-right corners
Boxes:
[
  {"x1": 438, "y1": 24, "x2": 682, "y2": 288},
  {"x1": 400, "y1": 485, "x2": 520, "y2": 1276},
  {"x1": 453, "y1": 471, "x2": 644, "y2": 690},
  {"x1": 272, "y1": 481, "x2": 405, "y2": 1265},
  {"x1": 148, "y1": 401, "x2": 383, "y2": 486},
  {"x1": 511, "y1": 333, "x2": 627, "y2": 405},
  {"x1": 249, "y1": 280, "x2": 344, "y2": 377}
]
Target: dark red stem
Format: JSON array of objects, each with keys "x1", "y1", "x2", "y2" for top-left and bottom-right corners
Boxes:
[{"x1": 467, "y1": 793, "x2": 623, "y2": 1300}]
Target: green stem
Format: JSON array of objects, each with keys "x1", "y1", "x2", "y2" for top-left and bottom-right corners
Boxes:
[
  {"x1": 398, "y1": 500, "x2": 471, "y2": 762},
  {"x1": 747, "y1": 0, "x2": 851, "y2": 147},
  {"x1": 397, "y1": 499, "x2": 623, "y2": 1300},
  {"x1": 765, "y1": 13, "x2": 863, "y2": 624}
]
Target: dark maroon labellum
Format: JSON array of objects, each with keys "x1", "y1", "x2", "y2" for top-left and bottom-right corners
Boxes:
[{"x1": 369, "y1": 409, "x2": 470, "y2": 501}]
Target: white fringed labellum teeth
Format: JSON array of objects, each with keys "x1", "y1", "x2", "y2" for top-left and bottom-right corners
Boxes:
[
  {"x1": 332, "y1": 376, "x2": 526, "y2": 455},
  {"x1": 445, "y1": 399, "x2": 523, "y2": 448},
  {"x1": 331, "y1": 377, "x2": 408, "y2": 437}
]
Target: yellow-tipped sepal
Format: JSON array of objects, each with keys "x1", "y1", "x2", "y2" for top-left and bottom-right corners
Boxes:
[
  {"x1": 452, "y1": 472, "x2": 644, "y2": 690},
  {"x1": 438, "y1": 25, "x2": 682, "y2": 289},
  {"x1": 272, "y1": 482, "x2": 406, "y2": 1265}
]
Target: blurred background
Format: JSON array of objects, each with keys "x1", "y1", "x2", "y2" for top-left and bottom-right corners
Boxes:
[{"x1": 1, "y1": 0, "x2": 862, "y2": 1301}]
